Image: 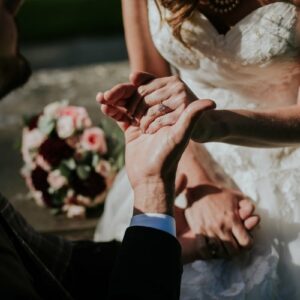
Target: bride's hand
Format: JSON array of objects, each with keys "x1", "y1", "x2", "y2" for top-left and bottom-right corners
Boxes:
[
  {"x1": 129, "y1": 72, "x2": 198, "y2": 133},
  {"x1": 181, "y1": 184, "x2": 260, "y2": 260},
  {"x1": 97, "y1": 71, "x2": 199, "y2": 132}
]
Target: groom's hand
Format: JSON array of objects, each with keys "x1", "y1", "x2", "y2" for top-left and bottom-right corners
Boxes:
[{"x1": 97, "y1": 93, "x2": 215, "y2": 215}]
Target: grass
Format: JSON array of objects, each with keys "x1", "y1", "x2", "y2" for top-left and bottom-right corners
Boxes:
[{"x1": 17, "y1": 0, "x2": 123, "y2": 42}]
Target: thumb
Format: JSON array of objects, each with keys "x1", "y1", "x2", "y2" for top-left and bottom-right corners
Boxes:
[
  {"x1": 171, "y1": 100, "x2": 216, "y2": 147},
  {"x1": 130, "y1": 71, "x2": 156, "y2": 86}
]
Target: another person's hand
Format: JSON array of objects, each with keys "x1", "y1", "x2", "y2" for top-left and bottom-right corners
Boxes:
[
  {"x1": 184, "y1": 184, "x2": 259, "y2": 260},
  {"x1": 98, "y1": 71, "x2": 199, "y2": 133},
  {"x1": 175, "y1": 186, "x2": 260, "y2": 263},
  {"x1": 97, "y1": 92, "x2": 215, "y2": 215}
]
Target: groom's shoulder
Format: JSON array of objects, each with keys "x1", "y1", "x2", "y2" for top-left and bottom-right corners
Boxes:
[{"x1": 0, "y1": 193, "x2": 8, "y2": 211}]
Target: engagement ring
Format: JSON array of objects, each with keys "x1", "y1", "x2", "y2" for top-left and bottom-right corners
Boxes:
[{"x1": 158, "y1": 103, "x2": 170, "y2": 113}]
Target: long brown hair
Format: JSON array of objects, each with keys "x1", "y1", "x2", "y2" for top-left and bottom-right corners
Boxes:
[
  {"x1": 156, "y1": 0, "x2": 199, "y2": 44},
  {"x1": 156, "y1": 0, "x2": 299, "y2": 44}
]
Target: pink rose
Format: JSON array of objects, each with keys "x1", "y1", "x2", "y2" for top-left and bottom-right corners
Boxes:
[
  {"x1": 47, "y1": 170, "x2": 67, "y2": 190},
  {"x1": 58, "y1": 106, "x2": 92, "y2": 130},
  {"x1": 32, "y1": 190, "x2": 46, "y2": 208},
  {"x1": 95, "y1": 160, "x2": 112, "y2": 177},
  {"x1": 81, "y1": 127, "x2": 107, "y2": 154},
  {"x1": 36, "y1": 154, "x2": 51, "y2": 171}
]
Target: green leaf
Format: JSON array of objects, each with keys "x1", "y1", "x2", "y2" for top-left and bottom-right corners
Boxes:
[
  {"x1": 92, "y1": 153, "x2": 100, "y2": 168},
  {"x1": 38, "y1": 115, "x2": 55, "y2": 135},
  {"x1": 23, "y1": 114, "x2": 39, "y2": 127},
  {"x1": 76, "y1": 165, "x2": 91, "y2": 180},
  {"x1": 64, "y1": 158, "x2": 76, "y2": 170},
  {"x1": 59, "y1": 164, "x2": 71, "y2": 178}
]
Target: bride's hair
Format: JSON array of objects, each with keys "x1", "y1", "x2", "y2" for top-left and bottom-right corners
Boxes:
[
  {"x1": 156, "y1": 0, "x2": 299, "y2": 44},
  {"x1": 155, "y1": 0, "x2": 198, "y2": 44}
]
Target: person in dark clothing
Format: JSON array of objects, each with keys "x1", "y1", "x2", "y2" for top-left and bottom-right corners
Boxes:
[{"x1": 0, "y1": 0, "x2": 214, "y2": 299}]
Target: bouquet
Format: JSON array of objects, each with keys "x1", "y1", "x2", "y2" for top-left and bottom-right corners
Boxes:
[{"x1": 21, "y1": 101, "x2": 122, "y2": 218}]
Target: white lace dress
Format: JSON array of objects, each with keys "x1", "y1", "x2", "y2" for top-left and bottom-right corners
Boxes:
[{"x1": 95, "y1": 2, "x2": 300, "y2": 299}]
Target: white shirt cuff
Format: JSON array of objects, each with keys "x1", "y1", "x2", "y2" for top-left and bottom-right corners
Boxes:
[{"x1": 130, "y1": 213, "x2": 176, "y2": 237}]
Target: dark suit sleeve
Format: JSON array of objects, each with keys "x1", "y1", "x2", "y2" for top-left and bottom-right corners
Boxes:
[
  {"x1": 108, "y1": 226, "x2": 183, "y2": 300},
  {"x1": 62, "y1": 240, "x2": 121, "y2": 300},
  {"x1": 0, "y1": 222, "x2": 42, "y2": 300}
]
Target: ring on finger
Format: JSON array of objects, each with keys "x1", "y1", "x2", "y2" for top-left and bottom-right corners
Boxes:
[{"x1": 158, "y1": 103, "x2": 171, "y2": 113}]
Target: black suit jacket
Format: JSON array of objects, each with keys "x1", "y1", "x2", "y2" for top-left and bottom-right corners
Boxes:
[
  {"x1": 109, "y1": 226, "x2": 182, "y2": 300},
  {"x1": 0, "y1": 196, "x2": 182, "y2": 300}
]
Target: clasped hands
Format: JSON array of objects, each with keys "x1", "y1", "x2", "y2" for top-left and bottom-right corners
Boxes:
[{"x1": 97, "y1": 71, "x2": 260, "y2": 262}]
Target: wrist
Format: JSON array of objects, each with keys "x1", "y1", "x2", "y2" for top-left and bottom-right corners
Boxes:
[{"x1": 133, "y1": 179, "x2": 175, "y2": 216}]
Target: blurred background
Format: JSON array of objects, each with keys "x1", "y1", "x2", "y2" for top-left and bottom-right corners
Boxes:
[
  {"x1": 0, "y1": 0, "x2": 130, "y2": 237},
  {"x1": 18, "y1": 0, "x2": 127, "y2": 69}
]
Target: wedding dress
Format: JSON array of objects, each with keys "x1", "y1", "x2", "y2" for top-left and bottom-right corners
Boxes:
[{"x1": 95, "y1": 1, "x2": 300, "y2": 299}]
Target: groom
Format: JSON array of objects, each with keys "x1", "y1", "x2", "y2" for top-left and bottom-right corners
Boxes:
[{"x1": 0, "y1": 0, "x2": 215, "y2": 299}]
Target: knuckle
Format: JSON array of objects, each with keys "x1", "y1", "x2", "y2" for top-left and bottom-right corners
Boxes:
[
  {"x1": 171, "y1": 74, "x2": 180, "y2": 82},
  {"x1": 197, "y1": 225, "x2": 206, "y2": 234},
  {"x1": 175, "y1": 81, "x2": 185, "y2": 94},
  {"x1": 250, "y1": 202, "x2": 256, "y2": 210},
  {"x1": 101, "y1": 105, "x2": 109, "y2": 114},
  {"x1": 148, "y1": 106, "x2": 157, "y2": 117},
  {"x1": 207, "y1": 220, "x2": 220, "y2": 232},
  {"x1": 137, "y1": 85, "x2": 147, "y2": 96}
]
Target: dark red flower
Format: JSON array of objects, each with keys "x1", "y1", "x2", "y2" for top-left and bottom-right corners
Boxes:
[
  {"x1": 31, "y1": 166, "x2": 49, "y2": 193},
  {"x1": 72, "y1": 171, "x2": 106, "y2": 198},
  {"x1": 41, "y1": 193, "x2": 53, "y2": 207},
  {"x1": 39, "y1": 137, "x2": 74, "y2": 167}
]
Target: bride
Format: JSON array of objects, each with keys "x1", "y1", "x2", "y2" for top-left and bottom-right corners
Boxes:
[{"x1": 95, "y1": 0, "x2": 300, "y2": 299}]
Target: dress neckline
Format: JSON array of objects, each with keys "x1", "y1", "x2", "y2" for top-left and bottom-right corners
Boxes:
[{"x1": 197, "y1": 2, "x2": 295, "y2": 37}]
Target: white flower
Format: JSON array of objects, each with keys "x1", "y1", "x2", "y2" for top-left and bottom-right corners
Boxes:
[
  {"x1": 74, "y1": 107, "x2": 92, "y2": 129},
  {"x1": 32, "y1": 190, "x2": 46, "y2": 207},
  {"x1": 23, "y1": 128, "x2": 45, "y2": 151},
  {"x1": 44, "y1": 101, "x2": 67, "y2": 118},
  {"x1": 58, "y1": 106, "x2": 92, "y2": 131},
  {"x1": 47, "y1": 170, "x2": 67, "y2": 190},
  {"x1": 63, "y1": 204, "x2": 86, "y2": 219},
  {"x1": 22, "y1": 128, "x2": 45, "y2": 167},
  {"x1": 56, "y1": 116, "x2": 75, "y2": 139},
  {"x1": 81, "y1": 127, "x2": 107, "y2": 154}
]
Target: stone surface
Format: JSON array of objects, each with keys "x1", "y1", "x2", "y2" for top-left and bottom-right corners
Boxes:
[
  {"x1": 22, "y1": 36, "x2": 127, "y2": 70},
  {"x1": 0, "y1": 61, "x2": 130, "y2": 238}
]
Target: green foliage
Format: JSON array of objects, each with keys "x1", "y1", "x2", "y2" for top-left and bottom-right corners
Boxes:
[
  {"x1": 76, "y1": 165, "x2": 92, "y2": 180},
  {"x1": 17, "y1": 0, "x2": 123, "y2": 42},
  {"x1": 38, "y1": 115, "x2": 55, "y2": 135},
  {"x1": 99, "y1": 118, "x2": 125, "y2": 171}
]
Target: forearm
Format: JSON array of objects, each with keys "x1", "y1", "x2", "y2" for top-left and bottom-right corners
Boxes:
[
  {"x1": 122, "y1": 0, "x2": 171, "y2": 76},
  {"x1": 193, "y1": 105, "x2": 300, "y2": 147},
  {"x1": 177, "y1": 141, "x2": 230, "y2": 187}
]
